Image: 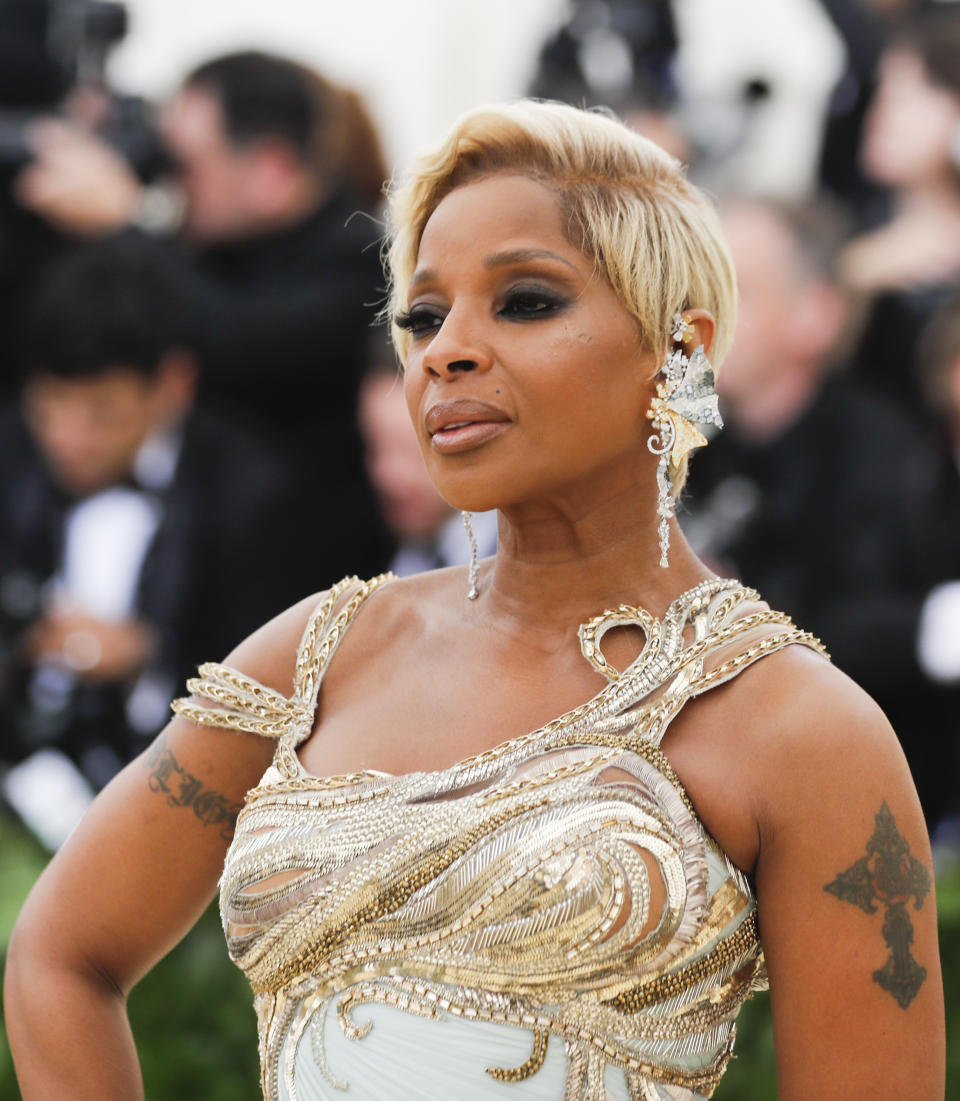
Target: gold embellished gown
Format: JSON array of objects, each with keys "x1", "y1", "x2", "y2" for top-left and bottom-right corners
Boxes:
[{"x1": 173, "y1": 575, "x2": 826, "y2": 1100}]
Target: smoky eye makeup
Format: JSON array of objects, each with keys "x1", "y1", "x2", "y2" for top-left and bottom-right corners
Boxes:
[
  {"x1": 498, "y1": 284, "x2": 570, "y2": 320},
  {"x1": 394, "y1": 279, "x2": 571, "y2": 337}
]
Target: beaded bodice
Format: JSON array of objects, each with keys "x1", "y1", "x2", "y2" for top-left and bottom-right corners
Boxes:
[{"x1": 173, "y1": 575, "x2": 827, "y2": 1101}]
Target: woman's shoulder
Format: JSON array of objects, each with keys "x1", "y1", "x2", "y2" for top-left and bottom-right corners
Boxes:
[
  {"x1": 206, "y1": 590, "x2": 333, "y2": 698},
  {"x1": 190, "y1": 569, "x2": 467, "y2": 717},
  {"x1": 728, "y1": 640, "x2": 917, "y2": 831},
  {"x1": 313, "y1": 568, "x2": 467, "y2": 681},
  {"x1": 339, "y1": 567, "x2": 469, "y2": 634},
  {"x1": 755, "y1": 642, "x2": 892, "y2": 738}
]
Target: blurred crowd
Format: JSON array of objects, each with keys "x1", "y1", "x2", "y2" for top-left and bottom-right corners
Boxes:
[{"x1": 2, "y1": 0, "x2": 960, "y2": 849}]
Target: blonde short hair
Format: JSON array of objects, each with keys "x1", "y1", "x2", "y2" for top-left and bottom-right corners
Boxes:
[
  {"x1": 385, "y1": 99, "x2": 736, "y2": 366},
  {"x1": 384, "y1": 100, "x2": 737, "y2": 495}
]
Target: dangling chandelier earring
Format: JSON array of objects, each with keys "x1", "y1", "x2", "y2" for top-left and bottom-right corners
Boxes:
[
  {"x1": 646, "y1": 313, "x2": 723, "y2": 568},
  {"x1": 461, "y1": 510, "x2": 480, "y2": 599}
]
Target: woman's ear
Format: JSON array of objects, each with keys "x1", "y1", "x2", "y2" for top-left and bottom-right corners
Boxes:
[{"x1": 681, "y1": 308, "x2": 717, "y2": 359}]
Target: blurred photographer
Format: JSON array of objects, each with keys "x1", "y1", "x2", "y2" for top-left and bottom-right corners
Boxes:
[{"x1": 14, "y1": 48, "x2": 392, "y2": 586}]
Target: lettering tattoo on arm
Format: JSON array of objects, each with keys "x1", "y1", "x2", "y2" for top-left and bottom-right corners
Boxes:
[
  {"x1": 824, "y1": 801, "x2": 931, "y2": 1009},
  {"x1": 143, "y1": 735, "x2": 243, "y2": 841}
]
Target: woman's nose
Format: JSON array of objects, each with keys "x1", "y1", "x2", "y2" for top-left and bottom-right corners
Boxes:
[{"x1": 421, "y1": 314, "x2": 493, "y2": 380}]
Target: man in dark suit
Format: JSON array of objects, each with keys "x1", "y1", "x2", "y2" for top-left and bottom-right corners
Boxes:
[{"x1": 0, "y1": 236, "x2": 300, "y2": 789}]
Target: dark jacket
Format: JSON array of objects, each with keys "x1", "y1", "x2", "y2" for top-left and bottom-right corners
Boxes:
[
  {"x1": 0, "y1": 403, "x2": 304, "y2": 786},
  {"x1": 122, "y1": 191, "x2": 393, "y2": 585}
]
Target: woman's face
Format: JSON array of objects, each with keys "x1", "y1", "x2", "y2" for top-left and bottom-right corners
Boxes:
[
  {"x1": 862, "y1": 49, "x2": 960, "y2": 188},
  {"x1": 402, "y1": 173, "x2": 657, "y2": 514}
]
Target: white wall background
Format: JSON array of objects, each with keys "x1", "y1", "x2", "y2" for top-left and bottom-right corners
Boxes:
[
  {"x1": 674, "y1": 0, "x2": 844, "y2": 195},
  {"x1": 108, "y1": 0, "x2": 568, "y2": 174},
  {"x1": 108, "y1": 0, "x2": 844, "y2": 191}
]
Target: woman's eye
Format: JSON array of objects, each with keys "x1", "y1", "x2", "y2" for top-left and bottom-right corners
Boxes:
[
  {"x1": 500, "y1": 288, "x2": 566, "y2": 320},
  {"x1": 394, "y1": 307, "x2": 444, "y2": 336},
  {"x1": 395, "y1": 287, "x2": 565, "y2": 336}
]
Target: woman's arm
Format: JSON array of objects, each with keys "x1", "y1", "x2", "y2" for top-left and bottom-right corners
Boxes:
[
  {"x1": 4, "y1": 592, "x2": 326, "y2": 1099},
  {"x1": 751, "y1": 652, "x2": 944, "y2": 1099}
]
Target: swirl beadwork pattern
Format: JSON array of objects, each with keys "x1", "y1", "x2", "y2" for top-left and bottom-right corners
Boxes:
[{"x1": 173, "y1": 576, "x2": 826, "y2": 1100}]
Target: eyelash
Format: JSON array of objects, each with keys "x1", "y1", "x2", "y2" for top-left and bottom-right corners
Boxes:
[
  {"x1": 394, "y1": 286, "x2": 568, "y2": 337},
  {"x1": 393, "y1": 307, "x2": 442, "y2": 336}
]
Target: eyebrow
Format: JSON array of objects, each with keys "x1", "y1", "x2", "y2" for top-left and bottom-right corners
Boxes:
[
  {"x1": 483, "y1": 247, "x2": 579, "y2": 272},
  {"x1": 410, "y1": 247, "x2": 580, "y2": 289}
]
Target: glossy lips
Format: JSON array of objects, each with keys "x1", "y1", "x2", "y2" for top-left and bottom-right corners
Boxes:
[{"x1": 425, "y1": 398, "x2": 510, "y2": 454}]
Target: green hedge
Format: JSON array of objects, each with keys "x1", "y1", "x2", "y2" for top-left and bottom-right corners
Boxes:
[
  {"x1": 1, "y1": 814, "x2": 957, "y2": 1099},
  {"x1": 0, "y1": 817, "x2": 261, "y2": 1100}
]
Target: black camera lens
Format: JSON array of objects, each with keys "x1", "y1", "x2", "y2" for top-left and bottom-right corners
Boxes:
[{"x1": 80, "y1": 1, "x2": 128, "y2": 47}]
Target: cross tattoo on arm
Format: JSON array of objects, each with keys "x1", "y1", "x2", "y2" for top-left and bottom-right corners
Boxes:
[{"x1": 824, "y1": 801, "x2": 931, "y2": 1009}]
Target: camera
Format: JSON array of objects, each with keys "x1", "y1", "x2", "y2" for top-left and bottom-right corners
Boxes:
[{"x1": 0, "y1": 0, "x2": 162, "y2": 177}]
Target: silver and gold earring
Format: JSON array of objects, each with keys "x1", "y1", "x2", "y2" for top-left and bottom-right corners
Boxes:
[
  {"x1": 646, "y1": 313, "x2": 723, "y2": 568},
  {"x1": 461, "y1": 510, "x2": 480, "y2": 599}
]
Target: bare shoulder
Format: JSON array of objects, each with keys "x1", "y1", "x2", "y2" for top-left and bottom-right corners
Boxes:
[
  {"x1": 735, "y1": 638, "x2": 889, "y2": 739},
  {"x1": 315, "y1": 568, "x2": 463, "y2": 697},
  {"x1": 141, "y1": 588, "x2": 342, "y2": 826},
  {"x1": 728, "y1": 643, "x2": 917, "y2": 838},
  {"x1": 218, "y1": 588, "x2": 340, "y2": 695}
]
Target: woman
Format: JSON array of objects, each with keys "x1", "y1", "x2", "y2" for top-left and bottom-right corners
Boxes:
[
  {"x1": 5, "y1": 101, "x2": 944, "y2": 1099},
  {"x1": 840, "y1": 7, "x2": 960, "y2": 426}
]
